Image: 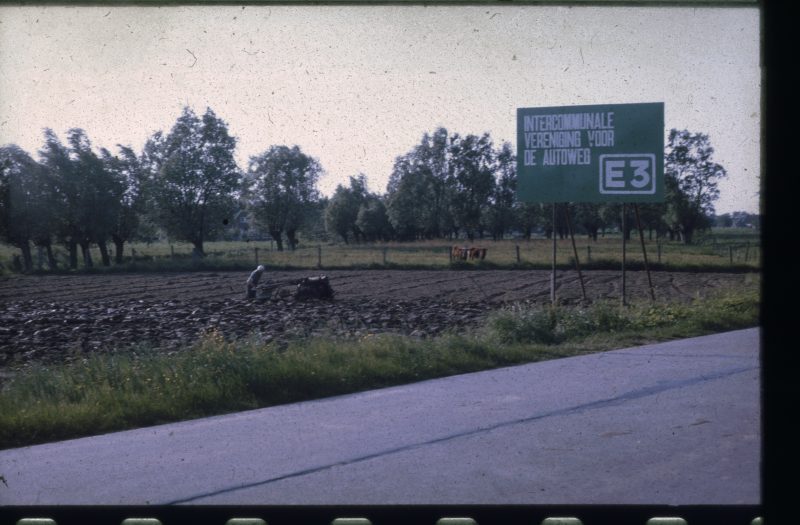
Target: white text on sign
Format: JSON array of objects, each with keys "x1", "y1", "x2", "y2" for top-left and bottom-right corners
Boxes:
[{"x1": 522, "y1": 112, "x2": 615, "y2": 167}]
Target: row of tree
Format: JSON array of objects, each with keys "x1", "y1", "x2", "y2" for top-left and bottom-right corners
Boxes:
[
  {"x1": 1, "y1": 106, "x2": 732, "y2": 272},
  {"x1": 323, "y1": 127, "x2": 731, "y2": 245}
]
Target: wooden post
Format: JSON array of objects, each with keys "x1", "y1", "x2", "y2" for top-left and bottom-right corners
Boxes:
[
  {"x1": 551, "y1": 202, "x2": 557, "y2": 305},
  {"x1": 317, "y1": 245, "x2": 322, "y2": 269},
  {"x1": 515, "y1": 244, "x2": 520, "y2": 264},
  {"x1": 170, "y1": 245, "x2": 175, "y2": 259},
  {"x1": 383, "y1": 247, "x2": 388, "y2": 266},
  {"x1": 621, "y1": 204, "x2": 627, "y2": 306},
  {"x1": 587, "y1": 245, "x2": 591, "y2": 263},
  {"x1": 745, "y1": 242, "x2": 750, "y2": 263},
  {"x1": 131, "y1": 248, "x2": 136, "y2": 261},
  {"x1": 255, "y1": 247, "x2": 259, "y2": 266},
  {"x1": 563, "y1": 205, "x2": 587, "y2": 301},
  {"x1": 729, "y1": 246, "x2": 734, "y2": 265},
  {"x1": 657, "y1": 241, "x2": 662, "y2": 264},
  {"x1": 634, "y1": 204, "x2": 656, "y2": 302}
]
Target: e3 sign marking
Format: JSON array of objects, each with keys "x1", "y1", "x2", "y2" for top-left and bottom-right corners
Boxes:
[{"x1": 599, "y1": 154, "x2": 657, "y2": 195}]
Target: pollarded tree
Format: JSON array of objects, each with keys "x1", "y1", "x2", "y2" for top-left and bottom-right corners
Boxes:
[
  {"x1": 101, "y1": 145, "x2": 148, "y2": 264},
  {"x1": 247, "y1": 145, "x2": 321, "y2": 251},
  {"x1": 38, "y1": 129, "x2": 79, "y2": 268},
  {"x1": 146, "y1": 107, "x2": 241, "y2": 256},
  {"x1": 66, "y1": 129, "x2": 124, "y2": 267},
  {"x1": 664, "y1": 129, "x2": 727, "y2": 244},
  {"x1": 0, "y1": 145, "x2": 44, "y2": 271}
]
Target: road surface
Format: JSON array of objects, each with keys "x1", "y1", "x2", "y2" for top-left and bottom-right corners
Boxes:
[{"x1": 0, "y1": 328, "x2": 760, "y2": 505}]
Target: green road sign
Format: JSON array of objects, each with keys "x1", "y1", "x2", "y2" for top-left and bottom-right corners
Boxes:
[{"x1": 516, "y1": 102, "x2": 664, "y2": 203}]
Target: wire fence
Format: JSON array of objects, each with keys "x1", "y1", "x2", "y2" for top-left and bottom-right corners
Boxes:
[{"x1": 4, "y1": 235, "x2": 761, "y2": 273}]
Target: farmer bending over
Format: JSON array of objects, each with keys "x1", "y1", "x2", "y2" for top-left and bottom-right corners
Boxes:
[{"x1": 246, "y1": 265, "x2": 266, "y2": 299}]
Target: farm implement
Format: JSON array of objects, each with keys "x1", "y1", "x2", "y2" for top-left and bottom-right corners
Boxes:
[{"x1": 254, "y1": 275, "x2": 334, "y2": 301}]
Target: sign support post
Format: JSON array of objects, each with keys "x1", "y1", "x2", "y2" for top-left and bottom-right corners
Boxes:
[
  {"x1": 621, "y1": 203, "x2": 627, "y2": 306},
  {"x1": 551, "y1": 202, "x2": 557, "y2": 305},
  {"x1": 564, "y1": 205, "x2": 587, "y2": 302},
  {"x1": 634, "y1": 204, "x2": 656, "y2": 301}
]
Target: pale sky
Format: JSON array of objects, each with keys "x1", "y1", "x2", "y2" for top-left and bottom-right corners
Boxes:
[{"x1": 0, "y1": 4, "x2": 761, "y2": 214}]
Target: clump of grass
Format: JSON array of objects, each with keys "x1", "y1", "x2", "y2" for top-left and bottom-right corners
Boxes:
[
  {"x1": 486, "y1": 300, "x2": 633, "y2": 345},
  {"x1": 0, "y1": 284, "x2": 760, "y2": 450}
]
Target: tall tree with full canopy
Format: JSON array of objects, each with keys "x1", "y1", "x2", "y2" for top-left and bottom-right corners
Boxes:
[
  {"x1": 386, "y1": 128, "x2": 454, "y2": 239},
  {"x1": 664, "y1": 129, "x2": 727, "y2": 244},
  {"x1": 485, "y1": 141, "x2": 517, "y2": 240},
  {"x1": 447, "y1": 132, "x2": 496, "y2": 240},
  {"x1": 325, "y1": 174, "x2": 368, "y2": 244},
  {"x1": 145, "y1": 107, "x2": 241, "y2": 256},
  {"x1": 246, "y1": 145, "x2": 321, "y2": 251}
]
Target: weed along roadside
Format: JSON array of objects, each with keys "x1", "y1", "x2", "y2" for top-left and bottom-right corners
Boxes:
[{"x1": 0, "y1": 280, "x2": 759, "y2": 450}]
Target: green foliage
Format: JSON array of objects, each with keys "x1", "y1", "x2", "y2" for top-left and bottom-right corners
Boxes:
[
  {"x1": 0, "y1": 145, "x2": 43, "y2": 270},
  {"x1": 664, "y1": 129, "x2": 727, "y2": 244},
  {"x1": 487, "y1": 301, "x2": 631, "y2": 345},
  {"x1": 246, "y1": 145, "x2": 322, "y2": 251},
  {"x1": 325, "y1": 174, "x2": 367, "y2": 244},
  {"x1": 145, "y1": 107, "x2": 241, "y2": 256}
]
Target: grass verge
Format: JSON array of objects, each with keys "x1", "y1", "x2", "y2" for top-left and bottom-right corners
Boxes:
[{"x1": 0, "y1": 283, "x2": 760, "y2": 450}]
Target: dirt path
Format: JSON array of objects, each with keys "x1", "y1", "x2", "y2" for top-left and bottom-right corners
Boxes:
[{"x1": 0, "y1": 270, "x2": 755, "y2": 370}]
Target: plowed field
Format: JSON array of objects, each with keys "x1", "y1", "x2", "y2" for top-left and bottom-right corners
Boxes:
[{"x1": 0, "y1": 270, "x2": 753, "y2": 370}]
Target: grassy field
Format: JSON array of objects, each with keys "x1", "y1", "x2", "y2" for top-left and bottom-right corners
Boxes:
[
  {"x1": 0, "y1": 228, "x2": 761, "y2": 274},
  {"x1": 0, "y1": 280, "x2": 760, "y2": 450}
]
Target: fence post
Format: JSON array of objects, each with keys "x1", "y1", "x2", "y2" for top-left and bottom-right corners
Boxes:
[
  {"x1": 255, "y1": 247, "x2": 259, "y2": 266},
  {"x1": 170, "y1": 244, "x2": 175, "y2": 259},
  {"x1": 383, "y1": 247, "x2": 388, "y2": 266},
  {"x1": 729, "y1": 245, "x2": 734, "y2": 265},
  {"x1": 587, "y1": 245, "x2": 591, "y2": 263},
  {"x1": 317, "y1": 245, "x2": 322, "y2": 269},
  {"x1": 657, "y1": 242, "x2": 662, "y2": 264},
  {"x1": 515, "y1": 244, "x2": 520, "y2": 264},
  {"x1": 131, "y1": 248, "x2": 136, "y2": 261},
  {"x1": 745, "y1": 242, "x2": 750, "y2": 263}
]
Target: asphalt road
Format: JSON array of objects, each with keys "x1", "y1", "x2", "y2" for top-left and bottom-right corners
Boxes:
[{"x1": 0, "y1": 328, "x2": 760, "y2": 505}]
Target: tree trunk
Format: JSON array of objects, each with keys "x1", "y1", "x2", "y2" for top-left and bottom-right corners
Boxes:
[
  {"x1": 20, "y1": 243, "x2": 33, "y2": 272},
  {"x1": 68, "y1": 240, "x2": 78, "y2": 269},
  {"x1": 113, "y1": 236, "x2": 125, "y2": 264},
  {"x1": 46, "y1": 244, "x2": 56, "y2": 269},
  {"x1": 36, "y1": 241, "x2": 58, "y2": 270},
  {"x1": 79, "y1": 241, "x2": 93, "y2": 268},
  {"x1": 192, "y1": 240, "x2": 205, "y2": 258},
  {"x1": 286, "y1": 230, "x2": 298, "y2": 251},
  {"x1": 97, "y1": 240, "x2": 111, "y2": 266},
  {"x1": 270, "y1": 231, "x2": 284, "y2": 251}
]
